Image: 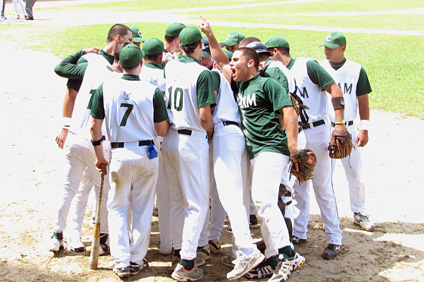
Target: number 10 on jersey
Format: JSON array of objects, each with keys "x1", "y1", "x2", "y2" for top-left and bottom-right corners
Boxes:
[{"x1": 167, "y1": 86, "x2": 183, "y2": 111}]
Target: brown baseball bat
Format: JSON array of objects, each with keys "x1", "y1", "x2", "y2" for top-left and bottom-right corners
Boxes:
[{"x1": 89, "y1": 165, "x2": 106, "y2": 270}]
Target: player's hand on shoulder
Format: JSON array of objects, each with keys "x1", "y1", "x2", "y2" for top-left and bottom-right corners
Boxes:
[
  {"x1": 55, "y1": 128, "x2": 68, "y2": 149},
  {"x1": 356, "y1": 129, "x2": 369, "y2": 147}
]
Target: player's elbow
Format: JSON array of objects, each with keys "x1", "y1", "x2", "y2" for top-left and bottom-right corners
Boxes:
[{"x1": 156, "y1": 120, "x2": 170, "y2": 137}]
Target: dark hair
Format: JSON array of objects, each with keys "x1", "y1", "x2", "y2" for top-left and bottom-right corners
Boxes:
[
  {"x1": 164, "y1": 35, "x2": 176, "y2": 43},
  {"x1": 239, "y1": 47, "x2": 259, "y2": 69},
  {"x1": 182, "y1": 41, "x2": 200, "y2": 55},
  {"x1": 239, "y1": 37, "x2": 261, "y2": 47},
  {"x1": 107, "y1": 24, "x2": 131, "y2": 43},
  {"x1": 145, "y1": 53, "x2": 161, "y2": 62},
  {"x1": 275, "y1": 47, "x2": 290, "y2": 55}
]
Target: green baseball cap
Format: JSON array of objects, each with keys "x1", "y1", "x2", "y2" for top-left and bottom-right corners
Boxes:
[
  {"x1": 179, "y1": 26, "x2": 202, "y2": 46},
  {"x1": 222, "y1": 32, "x2": 245, "y2": 47},
  {"x1": 119, "y1": 44, "x2": 144, "y2": 68},
  {"x1": 142, "y1": 38, "x2": 164, "y2": 55},
  {"x1": 321, "y1": 31, "x2": 346, "y2": 49},
  {"x1": 201, "y1": 37, "x2": 211, "y2": 58},
  {"x1": 165, "y1": 23, "x2": 186, "y2": 38},
  {"x1": 265, "y1": 36, "x2": 289, "y2": 49},
  {"x1": 128, "y1": 25, "x2": 145, "y2": 43}
]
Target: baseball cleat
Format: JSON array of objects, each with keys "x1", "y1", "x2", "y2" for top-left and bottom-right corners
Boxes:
[
  {"x1": 245, "y1": 255, "x2": 277, "y2": 279},
  {"x1": 196, "y1": 244, "x2": 211, "y2": 260},
  {"x1": 268, "y1": 255, "x2": 293, "y2": 282},
  {"x1": 171, "y1": 263, "x2": 203, "y2": 281},
  {"x1": 227, "y1": 249, "x2": 265, "y2": 280},
  {"x1": 113, "y1": 265, "x2": 130, "y2": 278},
  {"x1": 67, "y1": 235, "x2": 85, "y2": 252},
  {"x1": 208, "y1": 239, "x2": 221, "y2": 254},
  {"x1": 353, "y1": 212, "x2": 375, "y2": 231},
  {"x1": 129, "y1": 259, "x2": 148, "y2": 276},
  {"x1": 322, "y1": 244, "x2": 342, "y2": 259},
  {"x1": 48, "y1": 232, "x2": 64, "y2": 252},
  {"x1": 291, "y1": 236, "x2": 307, "y2": 245},
  {"x1": 289, "y1": 252, "x2": 305, "y2": 272}
]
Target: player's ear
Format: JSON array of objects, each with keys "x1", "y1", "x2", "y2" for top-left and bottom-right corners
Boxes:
[{"x1": 114, "y1": 33, "x2": 122, "y2": 44}]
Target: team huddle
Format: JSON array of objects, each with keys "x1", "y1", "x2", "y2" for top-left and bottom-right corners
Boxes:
[{"x1": 49, "y1": 15, "x2": 373, "y2": 282}]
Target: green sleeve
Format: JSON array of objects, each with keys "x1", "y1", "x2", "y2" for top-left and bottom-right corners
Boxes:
[
  {"x1": 264, "y1": 67, "x2": 289, "y2": 94},
  {"x1": 306, "y1": 60, "x2": 335, "y2": 90},
  {"x1": 90, "y1": 84, "x2": 105, "y2": 120},
  {"x1": 357, "y1": 67, "x2": 372, "y2": 96},
  {"x1": 211, "y1": 71, "x2": 221, "y2": 94},
  {"x1": 264, "y1": 78, "x2": 291, "y2": 113},
  {"x1": 197, "y1": 70, "x2": 216, "y2": 108},
  {"x1": 153, "y1": 88, "x2": 169, "y2": 123},
  {"x1": 54, "y1": 50, "x2": 88, "y2": 79}
]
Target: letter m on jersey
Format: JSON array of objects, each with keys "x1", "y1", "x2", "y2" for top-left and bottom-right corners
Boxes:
[
  {"x1": 297, "y1": 87, "x2": 309, "y2": 99},
  {"x1": 237, "y1": 92, "x2": 257, "y2": 109}
]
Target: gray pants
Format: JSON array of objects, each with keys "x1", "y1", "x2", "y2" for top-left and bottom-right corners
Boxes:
[{"x1": 25, "y1": 0, "x2": 36, "y2": 18}]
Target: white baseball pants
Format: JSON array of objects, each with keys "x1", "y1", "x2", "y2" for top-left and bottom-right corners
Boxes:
[
  {"x1": 211, "y1": 122, "x2": 257, "y2": 257},
  {"x1": 161, "y1": 129, "x2": 210, "y2": 260},
  {"x1": 293, "y1": 122, "x2": 343, "y2": 245},
  {"x1": 53, "y1": 132, "x2": 109, "y2": 234},
  {"x1": 251, "y1": 151, "x2": 292, "y2": 258},
  {"x1": 107, "y1": 146, "x2": 158, "y2": 268},
  {"x1": 331, "y1": 125, "x2": 366, "y2": 214}
]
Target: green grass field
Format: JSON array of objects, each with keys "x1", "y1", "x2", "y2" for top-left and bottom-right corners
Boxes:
[{"x1": 1, "y1": 0, "x2": 423, "y2": 118}]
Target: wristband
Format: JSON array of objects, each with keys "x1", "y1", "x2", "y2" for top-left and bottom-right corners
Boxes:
[
  {"x1": 334, "y1": 120, "x2": 345, "y2": 125},
  {"x1": 91, "y1": 138, "x2": 103, "y2": 146},
  {"x1": 360, "y1": 120, "x2": 370, "y2": 131},
  {"x1": 62, "y1": 117, "x2": 71, "y2": 129}
]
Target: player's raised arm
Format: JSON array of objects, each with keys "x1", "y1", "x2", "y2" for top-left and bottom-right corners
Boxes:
[{"x1": 198, "y1": 15, "x2": 232, "y2": 83}]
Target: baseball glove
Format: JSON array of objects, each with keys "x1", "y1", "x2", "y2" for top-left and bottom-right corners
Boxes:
[
  {"x1": 328, "y1": 130, "x2": 353, "y2": 159},
  {"x1": 290, "y1": 149, "x2": 317, "y2": 182},
  {"x1": 288, "y1": 92, "x2": 309, "y2": 117}
]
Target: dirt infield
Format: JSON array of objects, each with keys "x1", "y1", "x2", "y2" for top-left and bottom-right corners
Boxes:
[{"x1": 0, "y1": 2, "x2": 423, "y2": 281}]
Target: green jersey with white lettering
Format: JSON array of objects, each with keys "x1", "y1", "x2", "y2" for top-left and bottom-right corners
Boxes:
[{"x1": 234, "y1": 74, "x2": 292, "y2": 159}]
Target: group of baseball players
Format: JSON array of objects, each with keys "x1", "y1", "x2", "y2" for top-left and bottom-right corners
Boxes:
[{"x1": 48, "y1": 14, "x2": 373, "y2": 282}]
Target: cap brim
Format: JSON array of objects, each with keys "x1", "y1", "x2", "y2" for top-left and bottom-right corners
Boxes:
[
  {"x1": 320, "y1": 42, "x2": 339, "y2": 49},
  {"x1": 257, "y1": 50, "x2": 273, "y2": 56},
  {"x1": 133, "y1": 38, "x2": 144, "y2": 43},
  {"x1": 222, "y1": 40, "x2": 236, "y2": 47}
]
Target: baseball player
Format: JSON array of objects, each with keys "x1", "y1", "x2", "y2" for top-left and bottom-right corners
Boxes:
[
  {"x1": 139, "y1": 37, "x2": 173, "y2": 255},
  {"x1": 201, "y1": 17, "x2": 305, "y2": 282},
  {"x1": 90, "y1": 44, "x2": 169, "y2": 278},
  {"x1": 163, "y1": 22, "x2": 186, "y2": 64},
  {"x1": 49, "y1": 24, "x2": 133, "y2": 253},
  {"x1": 221, "y1": 31, "x2": 245, "y2": 53},
  {"x1": 128, "y1": 25, "x2": 146, "y2": 47},
  {"x1": 265, "y1": 35, "x2": 346, "y2": 259},
  {"x1": 161, "y1": 26, "x2": 215, "y2": 281},
  {"x1": 319, "y1": 31, "x2": 374, "y2": 231},
  {"x1": 246, "y1": 41, "x2": 306, "y2": 244}
]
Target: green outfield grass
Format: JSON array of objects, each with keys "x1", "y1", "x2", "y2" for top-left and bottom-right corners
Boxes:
[{"x1": 1, "y1": 0, "x2": 423, "y2": 118}]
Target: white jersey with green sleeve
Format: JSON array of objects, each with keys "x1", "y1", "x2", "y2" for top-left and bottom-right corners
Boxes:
[
  {"x1": 140, "y1": 62, "x2": 166, "y2": 92},
  {"x1": 164, "y1": 56, "x2": 215, "y2": 132},
  {"x1": 319, "y1": 59, "x2": 361, "y2": 122},
  {"x1": 69, "y1": 53, "x2": 113, "y2": 138},
  {"x1": 289, "y1": 57, "x2": 331, "y2": 122},
  {"x1": 211, "y1": 69, "x2": 241, "y2": 124},
  {"x1": 91, "y1": 74, "x2": 168, "y2": 143},
  {"x1": 267, "y1": 60, "x2": 296, "y2": 94}
]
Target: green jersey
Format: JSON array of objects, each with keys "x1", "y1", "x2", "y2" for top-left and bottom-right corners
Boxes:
[{"x1": 234, "y1": 74, "x2": 292, "y2": 159}]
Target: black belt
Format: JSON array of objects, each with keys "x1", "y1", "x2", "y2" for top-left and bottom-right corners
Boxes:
[
  {"x1": 177, "y1": 129, "x2": 208, "y2": 139},
  {"x1": 222, "y1": 120, "x2": 240, "y2": 127},
  {"x1": 331, "y1": 120, "x2": 354, "y2": 127},
  {"x1": 110, "y1": 140, "x2": 154, "y2": 149},
  {"x1": 177, "y1": 129, "x2": 193, "y2": 136},
  {"x1": 300, "y1": 119, "x2": 325, "y2": 129}
]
